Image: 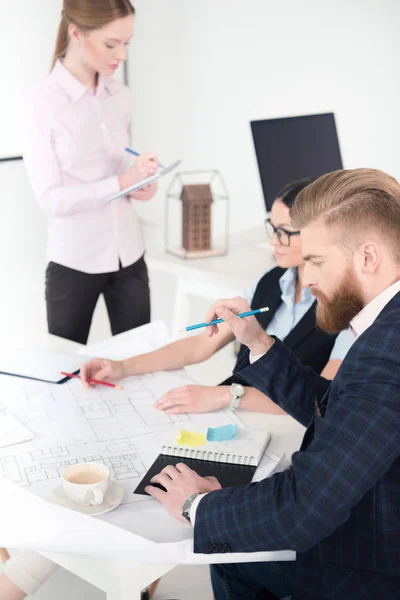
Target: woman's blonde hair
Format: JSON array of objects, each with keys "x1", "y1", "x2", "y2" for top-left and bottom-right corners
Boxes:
[{"x1": 52, "y1": 0, "x2": 135, "y2": 70}]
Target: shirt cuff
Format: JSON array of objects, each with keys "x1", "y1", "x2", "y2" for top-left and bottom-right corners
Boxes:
[
  {"x1": 90, "y1": 175, "x2": 121, "y2": 201},
  {"x1": 249, "y1": 351, "x2": 266, "y2": 364},
  {"x1": 189, "y1": 492, "x2": 208, "y2": 527}
]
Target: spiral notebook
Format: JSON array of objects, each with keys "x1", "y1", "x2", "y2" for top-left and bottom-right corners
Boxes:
[{"x1": 134, "y1": 424, "x2": 271, "y2": 495}]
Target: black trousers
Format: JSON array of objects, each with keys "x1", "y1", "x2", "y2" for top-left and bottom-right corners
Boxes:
[{"x1": 45, "y1": 255, "x2": 150, "y2": 344}]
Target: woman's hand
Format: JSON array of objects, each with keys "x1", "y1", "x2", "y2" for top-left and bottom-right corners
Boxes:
[
  {"x1": 119, "y1": 152, "x2": 159, "y2": 190},
  {"x1": 80, "y1": 358, "x2": 126, "y2": 389},
  {"x1": 131, "y1": 181, "x2": 157, "y2": 201},
  {"x1": 153, "y1": 385, "x2": 231, "y2": 414}
]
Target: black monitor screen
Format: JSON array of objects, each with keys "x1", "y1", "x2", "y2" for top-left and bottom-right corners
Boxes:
[{"x1": 251, "y1": 113, "x2": 343, "y2": 211}]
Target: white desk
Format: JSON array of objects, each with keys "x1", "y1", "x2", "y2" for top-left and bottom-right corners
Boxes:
[
  {"x1": 145, "y1": 226, "x2": 275, "y2": 336},
  {"x1": 32, "y1": 412, "x2": 304, "y2": 600},
  {"x1": 146, "y1": 225, "x2": 272, "y2": 289},
  {"x1": 1, "y1": 335, "x2": 305, "y2": 600}
]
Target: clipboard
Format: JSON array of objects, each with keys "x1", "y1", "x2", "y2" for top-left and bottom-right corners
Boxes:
[
  {"x1": 104, "y1": 159, "x2": 181, "y2": 204},
  {"x1": 0, "y1": 348, "x2": 90, "y2": 385}
]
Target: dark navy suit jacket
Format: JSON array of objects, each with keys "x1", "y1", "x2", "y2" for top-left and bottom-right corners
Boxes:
[{"x1": 193, "y1": 292, "x2": 400, "y2": 599}]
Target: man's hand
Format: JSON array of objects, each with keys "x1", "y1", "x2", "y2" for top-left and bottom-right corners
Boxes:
[
  {"x1": 145, "y1": 463, "x2": 222, "y2": 522},
  {"x1": 153, "y1": 385, "x2": 231, "y2": 414},
  {"x1": 80, "y1": 358, "x2": 125, "y2": 389},
  {"x1": 205, "y1": 297, "x2": 274, "y2": 356}
]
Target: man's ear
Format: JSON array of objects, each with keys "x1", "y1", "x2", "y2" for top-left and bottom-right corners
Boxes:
[{"x1": 361, "y1": 242, "x2": 379, "y2": 274}]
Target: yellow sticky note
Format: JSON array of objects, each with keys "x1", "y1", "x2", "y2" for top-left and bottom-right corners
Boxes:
[{"x1": 177, "y1": 430, "x2": 207, "y2": 447}]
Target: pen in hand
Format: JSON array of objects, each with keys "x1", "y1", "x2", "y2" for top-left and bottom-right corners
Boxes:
[
  {"x1": 61, "y1": 372, "x2": 124, "y2": 390},
  {"x1": 125, "y1": 147, "x2": 164, "y2": 169},
  {"x1": 180, "y1": 307, "x2": 270, "y2": 332}
]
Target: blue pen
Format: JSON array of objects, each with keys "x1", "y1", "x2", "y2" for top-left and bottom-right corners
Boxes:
[
  {"x1": 180, "y1": 306, "x2": 270, "y2": 332},
  {"x1": 125, "y1": 147, "x2": 164, "y2": 169}
]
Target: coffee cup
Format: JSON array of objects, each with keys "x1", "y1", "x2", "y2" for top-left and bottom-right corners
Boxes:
[{"x1": 62, "y1": 462, "x2": 110, "y2": 506}]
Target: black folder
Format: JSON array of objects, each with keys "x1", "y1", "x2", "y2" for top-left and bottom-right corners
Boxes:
[{"x1": 134, "y1": 454, "x2": 257, "y2": 495}]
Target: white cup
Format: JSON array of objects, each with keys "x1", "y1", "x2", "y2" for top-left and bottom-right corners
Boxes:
[{"x1": 62, "y1": 462, "x2": 110, "y2": 507}]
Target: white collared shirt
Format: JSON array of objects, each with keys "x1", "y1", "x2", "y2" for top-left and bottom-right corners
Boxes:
[
  {"x1": 350, "y1": 280, "x2": 400, "y2": 339},
  {"x1": 22, "y1": 60, "x2": 144, "y2": 274}
]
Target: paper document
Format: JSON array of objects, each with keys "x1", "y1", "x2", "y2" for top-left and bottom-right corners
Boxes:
[
  {"x1": 0, "y1": 409, "x2": 33, "y2": 448},
  {"x1": 0, "y1": 347, "x2": 90, "y2": 384},
  {"x1": 104, "y1": 159, "x2": 181, "y2": 204},
  {"x1": 0, "y1": 323, "x2": 241, "y2": 505},
  {"x1": 79, "y1": 321, "x2": 171, "y2": 360}
]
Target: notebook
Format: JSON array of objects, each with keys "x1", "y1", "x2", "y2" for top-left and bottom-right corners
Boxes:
[
  {"x1": 134, "y1": 423, "x2": 271, "y2": 495},
  {"x1": 0, "y1": 348, "x2": 90, "y2": 384}
]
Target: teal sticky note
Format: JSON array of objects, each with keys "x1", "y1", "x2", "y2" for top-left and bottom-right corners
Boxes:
[{"x1": 207, "y1": 424, "x2": 238, "y2": 442}]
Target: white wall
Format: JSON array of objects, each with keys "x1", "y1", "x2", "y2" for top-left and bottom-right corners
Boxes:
[
  {"x1": 129, "y1": 0, "x2": 400, "y2": 235},
  {"x1": 0, "y1": 0, "x2": 127, "y2": 158},
  {"x1": 1, "y1": 1, "x2": 61, "y2": 157}
]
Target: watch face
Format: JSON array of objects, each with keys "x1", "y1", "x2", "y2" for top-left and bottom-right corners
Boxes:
[
  {"x1": 231, "y1": 383, "x2": 245, "y2": 397},
  {"x1": 182, "y1": 510, "x2": 191, "y2": 523}
]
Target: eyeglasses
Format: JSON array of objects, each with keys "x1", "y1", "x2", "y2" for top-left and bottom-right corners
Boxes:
[{"x1": 265, "y1": 218, "x2": 300, "y2": 247}]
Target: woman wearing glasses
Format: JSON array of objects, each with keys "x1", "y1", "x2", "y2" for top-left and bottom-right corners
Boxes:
[{"x1": 80, "y1": 178, "x2": 353, "y2": 415}]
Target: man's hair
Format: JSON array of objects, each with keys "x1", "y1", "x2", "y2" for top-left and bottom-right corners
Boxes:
[{"x1": 290, "y1": 168, "x2": 400, "y2": 259}]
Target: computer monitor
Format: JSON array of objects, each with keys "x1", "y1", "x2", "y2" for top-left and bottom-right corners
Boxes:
[{"x1": 251, "y1": 113, "x2": 343, "y2": 211}]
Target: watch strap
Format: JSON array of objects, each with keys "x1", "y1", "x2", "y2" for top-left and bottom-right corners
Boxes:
[
  {"x1": 230, "y1": 394, "x2": 242, "y2": 411},
  {"x1": 182, "y1": 492, "x2": 200, "y2": 523}
]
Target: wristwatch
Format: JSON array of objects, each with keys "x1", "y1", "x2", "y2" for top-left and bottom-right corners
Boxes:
[
  {"x1": 182, "y1": 493, "x2": 200, "y2": 524},
  {"x1": 229, "y1": 383, "x2": 245, "y2": 411}
]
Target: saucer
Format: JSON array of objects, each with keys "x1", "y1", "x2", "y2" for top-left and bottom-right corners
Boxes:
[{"x1": 49, "y1": 481, "x2": 124, "y2": 516}]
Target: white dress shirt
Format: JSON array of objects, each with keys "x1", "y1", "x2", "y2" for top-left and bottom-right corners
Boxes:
[
  {"x1": 22, "y1": 60, "x2": 144, "y2": 274},
  {"x1": 350, "y1": 280, "x2": 400, "y2": 339}
]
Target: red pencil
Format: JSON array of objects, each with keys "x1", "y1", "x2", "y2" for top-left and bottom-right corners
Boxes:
[{"x1": 60, "y1": 372, "x2": 124, "y2": 390}]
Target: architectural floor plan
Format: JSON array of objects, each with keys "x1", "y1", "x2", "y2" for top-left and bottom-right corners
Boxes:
[{"x1": 0, "y1": 322, "x2": 239, "y2": 504}]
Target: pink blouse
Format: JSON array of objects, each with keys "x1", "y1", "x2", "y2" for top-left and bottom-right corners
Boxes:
[{"x1": 22, "y1": 60, "x2": 145, "y2": 274}]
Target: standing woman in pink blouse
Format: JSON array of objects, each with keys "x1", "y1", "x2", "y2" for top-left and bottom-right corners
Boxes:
[
  {"x1": 23, "y1": 0, "x2": 159, "y2": 344},
  {"x1": 0, "y1": 4, "x2": 159, "y2": 598}
]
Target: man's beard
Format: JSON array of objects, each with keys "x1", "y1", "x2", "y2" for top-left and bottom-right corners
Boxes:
[{"x1": 313, "y1": 268, "x2": 364, "y2": 334}]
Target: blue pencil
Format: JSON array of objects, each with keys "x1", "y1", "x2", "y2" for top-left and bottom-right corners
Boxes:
[
  {"x1": 180, "y1": 307, "x2": 270, "y2": 332},
  {"x1": 125, "y1": 147, "x2": 164, "y2": 169}
]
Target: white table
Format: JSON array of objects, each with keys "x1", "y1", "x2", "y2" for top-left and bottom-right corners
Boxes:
[
  {"x1": 146, "y1": 225, "x2": 272, "y2": 288},
  {"x1": 2, "y1": 332, "x2": 305, "y2": 600},
  {"x1": 37, "y1": 411, "x2": 304, "y2": 600},
  {"x1": 145, "y1": 226, "x2": 275, "y2": 337}
]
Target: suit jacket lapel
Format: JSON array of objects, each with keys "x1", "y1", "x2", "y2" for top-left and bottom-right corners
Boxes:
[{"x1": 375, "y1": 290, "x2": 400, "y2": 321}]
